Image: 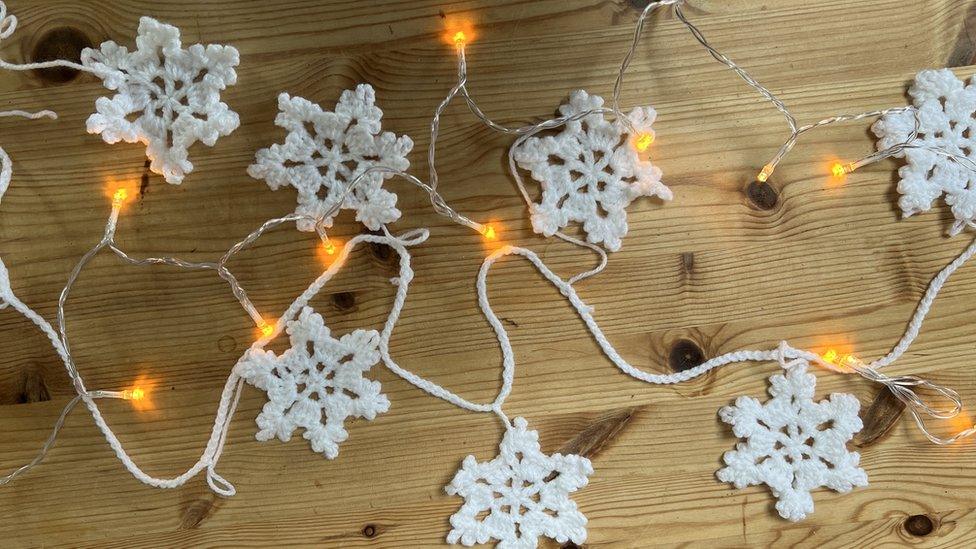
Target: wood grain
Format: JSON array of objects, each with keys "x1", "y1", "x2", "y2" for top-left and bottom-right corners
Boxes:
[{"x1": 1, "y1": 0, "x2": 976, "y2": 546}]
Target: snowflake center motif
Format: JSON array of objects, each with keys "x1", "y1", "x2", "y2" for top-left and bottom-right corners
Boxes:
[
  {"x1": 248, "y1": 84, "x2": 414, "y2": 232},
  {"x1": 512, "y1": 90, "x2": 672, "y2": 252},
  {"x1": 445, "y1": 417, "x2": 593, "y2": 548},
  {"x1": 716, "y1": 360, "x2": 868, "y2": 522},
  {"x1": 873, "y1": 68, "x2": 976, "y2": 235},
  {"x1": 81, "y1": 17, "x2": 241, "y2": 185},
  {"x1": 233, "y1": 306, "x2": 389, "y2": 459}
]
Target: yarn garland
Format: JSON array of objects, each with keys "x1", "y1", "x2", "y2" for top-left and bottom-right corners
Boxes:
[
  {"x1": 82, "y1": 17, "x2": 241, "y2": 184},
  {"x1": 0, "y1": 1, "x2": 973, "y2": 548}
]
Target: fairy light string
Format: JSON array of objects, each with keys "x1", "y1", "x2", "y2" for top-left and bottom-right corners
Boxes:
[{"x1": 0, "y1": 0, "x2": 975, "y2": 498}]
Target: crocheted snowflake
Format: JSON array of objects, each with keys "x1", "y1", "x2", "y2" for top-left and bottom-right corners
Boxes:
[
  {"x1": 445, "y1": 417, "x2": 593, "y2": 548},
  {"x1": 248, "y1": 85, "x2": 414, "y2": 232},
  {"x1": 873, "y1": 69, "x2": 976, "y2": 235},
  {"x1": 716, "y1": 361, "x2": 868, "y2": 522},
  {"x1": 233, "y1": 306, "x2": 389, "y2": 459},
  {"x1": 512, "y1": 90, "x2": 671, "y2": 251},
  {"x1": 81, "y1": 17, "x2": 240, "y2": 185}
]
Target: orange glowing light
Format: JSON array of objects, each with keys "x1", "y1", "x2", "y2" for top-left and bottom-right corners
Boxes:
[
  {"x1": 634, "y1": 132, "x2": 654, "y2": 152},
  {"x1": 443, "y1": 18, "x2": 475, "y2": 46},
  {"x1": 324, "y1": 241, "x2": 338, "y2": 256},
  {"x1": 831, "y1": 163, "x2": 848, "y2": 178},
  {"x1": 112, "y1": 188, "x2": 128, "y2": 204},
  {"x1": 123, "y1": 387, "x2": 146, "y2": 401},
  {"x1": 482, "y1": 224, "x2": 498, "y2": 241},
  {"x1": 259, "y1": 322, "x2": 274, "y2": 338},
  {"x1": 822, "y1": 349, "x2": 839, "y2": 364},
  {"x1": 757, "y1": 164, "x2": 773, "y2": 183}
]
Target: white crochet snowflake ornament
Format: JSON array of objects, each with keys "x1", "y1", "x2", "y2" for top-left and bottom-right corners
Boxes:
[
  {"x1": 81, "y1": 17, "x2": 240, "y2": 184},
  {"x1": 873, "y1": 68, "x2": 976, "y2": 235},
  {"x1": 445, "y1": 417, "x2": 593, "y2": 548},
  {"x1": 716, "y1": 360, "x2": 868, "y2": 522},
  {"x1": 248, "y1": 85, "x2": 414, "y2": 232},
  {"x1": 512, "y1": 90, "x2": 671, "y2": 251},
  {"x1": 233, "y1": 306, "x2": 389, "y2": 459}
]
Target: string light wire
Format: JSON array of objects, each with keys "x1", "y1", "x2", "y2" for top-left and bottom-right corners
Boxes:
[{"x1": 3, "y1": 0, "x2": 976, "y2": 494}]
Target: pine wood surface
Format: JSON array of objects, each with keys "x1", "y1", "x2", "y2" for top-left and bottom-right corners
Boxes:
[{"x1": 1, "y1": 0, "x2": 975, "y2": 547}]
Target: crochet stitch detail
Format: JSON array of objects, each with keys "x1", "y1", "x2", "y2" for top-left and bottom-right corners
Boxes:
[
  {"x1": 445, "y1": 417, "x2": 593, "y2": 548},
  {"x1": 233, "y1": 306, "x2": 389, "y2": 459},
  {"x1": 512, "y1": 90, "x2": 671, "y2": 251},
  {"x1": 873, "y1": 69, "x2": 976, "y2": 235},
  {"x1": 248, "y1": 85, "x2": 414, "y2": 232},
  {"x1": 81, "y1": 17, "x2": 240, "y2": 185},
  {"x1": 716, "y1": 361, "x2": 868, "y2": 522}
]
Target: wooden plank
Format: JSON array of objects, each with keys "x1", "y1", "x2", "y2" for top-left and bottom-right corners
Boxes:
[{"x1": 1, "y1": 0, "x2": 976, "y2": 546}]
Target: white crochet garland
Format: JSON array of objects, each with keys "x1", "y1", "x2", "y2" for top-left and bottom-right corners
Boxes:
[
  {"x1": 717, "y1": 351, "x2": 868, "y2": 522},
  {"x1": 1, "y1": 1, "x2": 976, "y2": 548},
  {"x1": 249, "y1": 86, "x2": 413, "y2": 232},
  {"x1": 82, "y1": 17, "x2": 241, "y2": 184},
  {"x1": 513, "y1": 89, "x2": 670, "y2": 251}
]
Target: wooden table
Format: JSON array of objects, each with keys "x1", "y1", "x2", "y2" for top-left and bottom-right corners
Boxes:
[{"x1": 1, "y1": 0, "x2": 975, "y2": 546}]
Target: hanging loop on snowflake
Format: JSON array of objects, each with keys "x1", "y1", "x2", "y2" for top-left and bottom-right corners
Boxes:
[
  {"x1": 248, "y1": 85, "x2": 414, "y2": 232},
  {"x1": 80, "y1": 17, "x2": 241, "y2": 184},
  {"x1": 445, "y1": 417, "x2": 593, "y2": 548}
]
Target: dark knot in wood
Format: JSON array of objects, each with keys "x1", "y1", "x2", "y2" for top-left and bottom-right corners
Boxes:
[{"x1": 30, "y1": 27, "x2": 92, "y2": 84}]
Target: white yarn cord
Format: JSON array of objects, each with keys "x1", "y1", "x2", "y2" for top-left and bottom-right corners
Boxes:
[
  {"x1": 0, "y1": 109, "x2": 57, "y2": 203},
  {"x1": 0, "y1": 2, "x2": 97, "y2": 74},
  {"x1": 477, "y1": 241, "x2": 976, "y2": 444}
]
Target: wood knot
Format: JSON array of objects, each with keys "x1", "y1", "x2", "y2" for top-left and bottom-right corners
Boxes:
[
  {"x1": 558, "y1": 407, "x2": 637, "y2": 459},
  {"x1": 30, "y1": 27, "x2": 92, "y2": 84},
  {"x1": 216, "y1": 335, "x2": 237, "y2": 354},
  {"x1": 331, "y1": 291, "x2": 357, "y2": 312},
  {"x1": 179, "y1": 496, "x2": 218, "y2": 529},
  {"x1": 16, "y1": 367, "x2": 51, "y2": 404},
  {"x1": 745, "y1": 180, "x2": 778, "y2": 210},
  {"x1": 368, "y1": 240, "x2": 395, "y2": 263},
  {"x1": 668, "y1": 339, "x2": 705, "y2": 372},
  {"x1": 361, "y1": 524, "x2": 378, "y2": 538},
  {"x1": 626, "y1": 0, "x2": 656, "y2": 9},
  {"x1": 853, "y1": 387, "x2": 906, "y2": 448},
  {"x1": 904, "y1": 514, "x2": 935, "y2": 537}
]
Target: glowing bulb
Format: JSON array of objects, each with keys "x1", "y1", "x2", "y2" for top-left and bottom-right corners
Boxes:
[
  {"x1": 822, "y1": 349, "x2": 839, "y2": 364},
  {"x1": 757, "y1": 164, "x2": 773, "y2": 183},
  {"x1": 482, "y1": 224, "x2": 498, "y2": 240},
  {"x1": 323, "y1": 241, "x2": 338, "y2": 256},
  {"x1": 453, "y1": 31, "x2": 467, "y2": 45},
  {"x1": 112, "y1": 188, "x2": 128, "y2": 205},
  {"x1": 122, "y1": 387, "x2": 146, "y2": 401},
  {"x1": 259, "y1": 322, "x2": 274, "y2": 338},
  {"x1": 831, "y1": 163, "x2": 849, "y2": 178},
  {"x1": 634, "y1": 132, "x2": 654, "y2": 152}
]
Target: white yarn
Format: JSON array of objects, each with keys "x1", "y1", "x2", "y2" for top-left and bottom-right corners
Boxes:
[
  {"x1": 512, "y1": 90, "x2": 671, "y2": 252},
  {"x1": 81, "y1": 17, "x2": 241, "y2": 184},
  {"x1": 0, "y1": 254, "x2": 242, "y2": 495},
  {"x1": 873, "y1": 69, "x2": 976, "y2": 235},
  {"x1": 716, "y1": 354, "x2": 868, "y2": 522},
  {"x1": 445, "y1": 416, "x2": 592, "y2": 548},
  {"x1": 234, "y1": 306, "x2": 389, "y2": 459},
  {"x1": 248, "y1": 86, "x2": 414, "y2": 232},
  {"x1": 0, "y1": 109, "x2": 58, "y2": 204}
]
